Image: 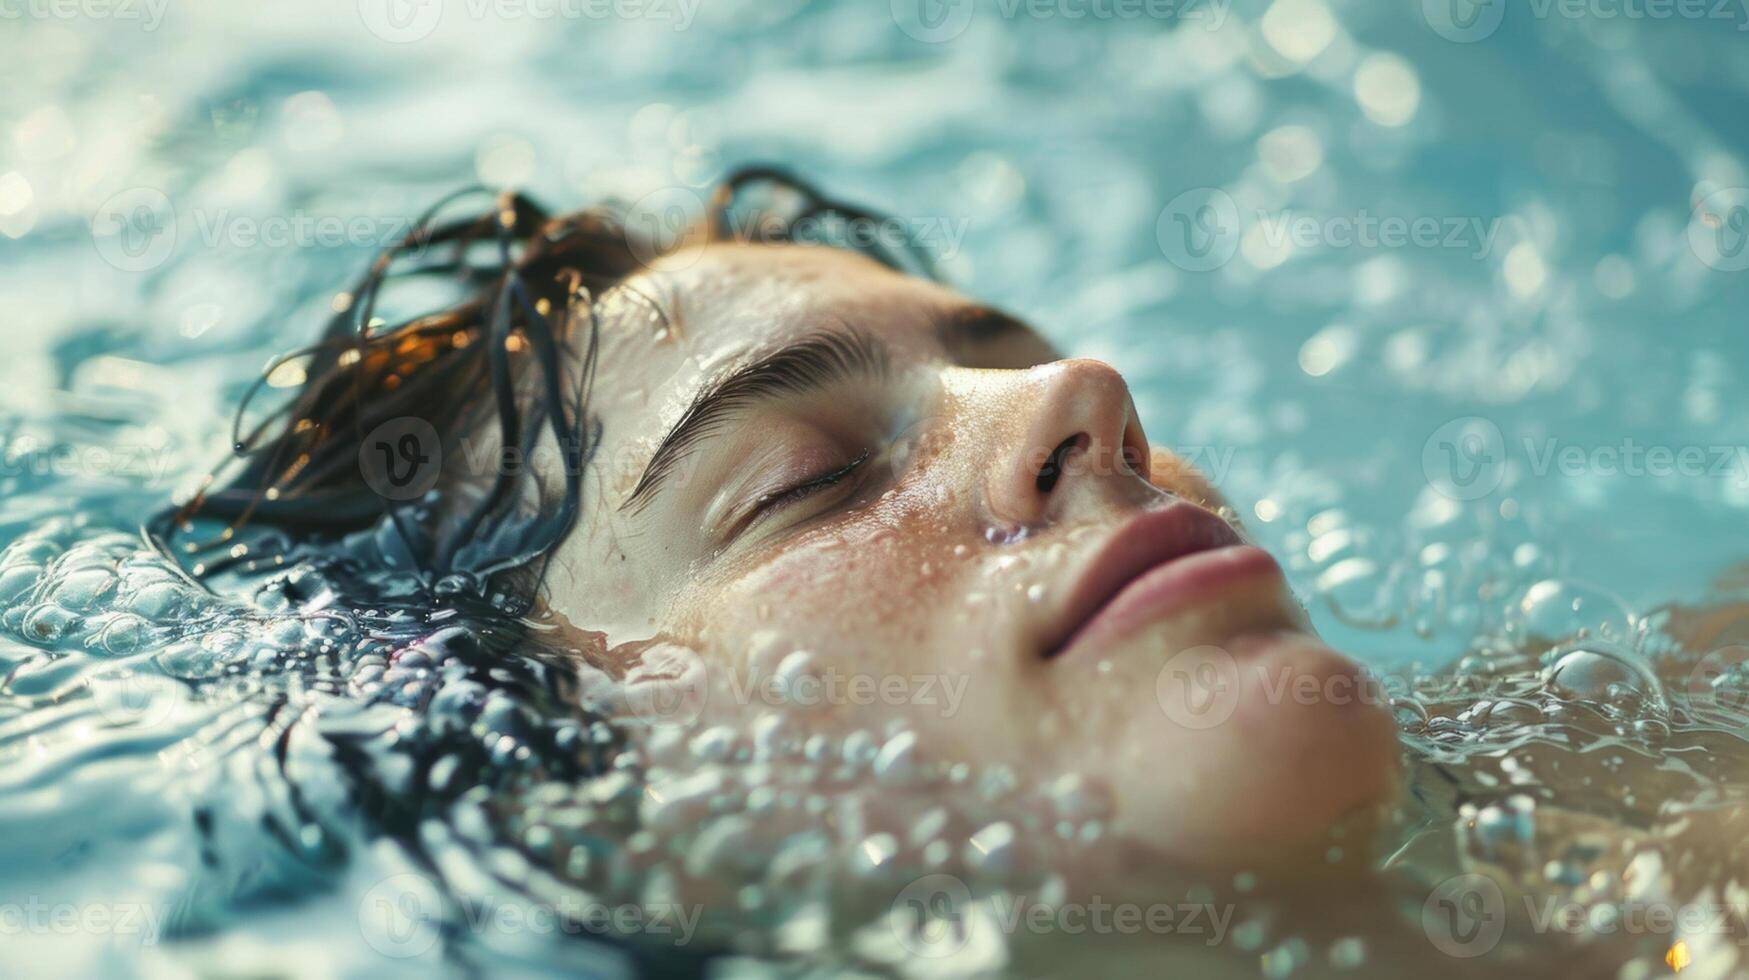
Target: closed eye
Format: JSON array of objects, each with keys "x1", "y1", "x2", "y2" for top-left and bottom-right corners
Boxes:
[{"x1": 743, "y1": 449, "x2": 872, "y2": 531}]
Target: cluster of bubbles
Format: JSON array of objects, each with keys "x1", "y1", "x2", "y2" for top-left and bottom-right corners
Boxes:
[
  {"x1": 1370, "y1": 565, "x2": 1749, "y2": 976},
  {"x1": 6, "y1": 495, "x2": 1749, "y2": 977},
  {"x1": 0, "y1": 517, "x2": 1162, "y2": 974}
]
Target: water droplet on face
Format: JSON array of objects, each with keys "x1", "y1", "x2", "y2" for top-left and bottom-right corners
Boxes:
[{"x1": 983, "y1": 524, "x2": 1031, "y2": 546}]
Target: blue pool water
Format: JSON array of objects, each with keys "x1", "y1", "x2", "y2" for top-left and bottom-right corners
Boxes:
[{"x1": 2, "y1": 0, "x2": 1747, "y2": 975}]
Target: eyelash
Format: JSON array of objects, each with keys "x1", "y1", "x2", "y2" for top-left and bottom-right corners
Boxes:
[{"x1": 748, "y1": 449, "x2": 873, "y2": 524}]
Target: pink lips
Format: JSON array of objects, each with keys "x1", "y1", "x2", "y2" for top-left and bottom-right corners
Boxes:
[{"x1": 1044, "y1": 502, "x2": 1281, "y2": 661}]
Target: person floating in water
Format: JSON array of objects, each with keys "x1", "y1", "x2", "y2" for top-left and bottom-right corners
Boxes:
[
  {"x1": 58, "y1": 166, "x2": 1733, "y2": 974},
  {"x1": 160, "y1": 166, "x2": 1399, "y2": 870}
]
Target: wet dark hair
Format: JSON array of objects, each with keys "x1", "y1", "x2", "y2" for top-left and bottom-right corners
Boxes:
[
  {"x1": 150, "y1": 166, "x2": 940, "y2": 611},
  {"x1": 129, "y1": 170, "x2": 959, "y2": 975}
]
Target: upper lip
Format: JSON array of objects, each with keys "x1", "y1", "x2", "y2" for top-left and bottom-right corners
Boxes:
[{"x1": 1041, "y1": 501, "x2": 1245, "y2": 659}]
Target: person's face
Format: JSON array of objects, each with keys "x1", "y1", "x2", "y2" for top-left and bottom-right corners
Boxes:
[{"x1": 544, "y1": 242, "x2": 1397, "y2": 866}]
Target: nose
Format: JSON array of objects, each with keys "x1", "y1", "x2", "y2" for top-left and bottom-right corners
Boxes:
[{"x1": 985, "y1": 358, "x2": 1152, "y2": 528}]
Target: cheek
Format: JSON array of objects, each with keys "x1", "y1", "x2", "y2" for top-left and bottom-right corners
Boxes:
[
  {"x1": 711, "y1": 517, "x2": 950, "y2": 660},
  {"x1": 664, "y1": 489, "x2": 1012, "y2": 733}
]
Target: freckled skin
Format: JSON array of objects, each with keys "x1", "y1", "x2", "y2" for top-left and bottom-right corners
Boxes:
[{"x1": 545, "y1": 242, "x2": 1399, "y2": 867}]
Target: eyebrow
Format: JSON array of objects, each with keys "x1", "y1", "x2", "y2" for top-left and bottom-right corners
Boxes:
[
  {"x1": 938, "y1": 305, "x2": 1033, "y2": 346},
  {"x1": 619, "y1": 328, "x2": 891, "y2": 514},
  {"x1": 934, "y1": 304, "x2": 1057, "y2": 368}
]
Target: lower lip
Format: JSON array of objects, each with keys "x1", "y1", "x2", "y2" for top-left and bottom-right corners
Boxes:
[{"x1": 1052, "y1": 545, "x2": 1282, "y2": 661}]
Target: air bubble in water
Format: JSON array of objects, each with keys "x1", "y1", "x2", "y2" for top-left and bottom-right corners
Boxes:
[
  {"x1": 1510, "y1": 579, "x2": 1634, "y2": 648},
  {"x1": 772, "y1": 650, "x2": 817, "y2": 704},
  {"x1": 0, "y1": 564, "x2": 43, "y2": 603},
  {"x1": 23, "y1": 603, "x2": 79, "y2": 642},
  {"x1": 872, "y1": 730, "x2": 919, "y2": 785},
  {"x1": 93, "y1": 612, "x2": 151, "y2": 656},
  {"x1": 1543, "y1": 641, "x2": 1666, "y2": 709},
  {"x1": 690, "y1": 725, "x2": 736, "y2": 762},
  {"x1": 964, "y1": 821, "x2": 1017, "y2": 877}
]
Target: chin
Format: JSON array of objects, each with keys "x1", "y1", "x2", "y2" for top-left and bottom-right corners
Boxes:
[{"x1": 1098, "y1": 629, "x2": 1402, "y2": 869}]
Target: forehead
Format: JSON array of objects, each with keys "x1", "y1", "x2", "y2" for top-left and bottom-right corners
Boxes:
[
  {"x1": 586, "y1": 243, "x2": 956, "y2": 426},
  {"x1": 578, "y1": 242, "x2": 1059, "y2": 499},
  {"x1": 616, "y1": 241, "x2": 957, "y2": 353}
]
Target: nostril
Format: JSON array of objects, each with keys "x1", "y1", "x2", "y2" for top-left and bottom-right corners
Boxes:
[
  {"x1": 1122, "y1": 441, "x2": 1148, "y2": 476},
  {"x1": 1036, "y1": 433, "x2": 1087, "y2": 494}
]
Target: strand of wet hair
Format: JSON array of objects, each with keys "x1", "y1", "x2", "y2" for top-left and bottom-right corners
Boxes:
[
  {"x1": 146, "y1": 190, "x2": 562, "y2": 583},
  {"x1": 149, "y1": 167, "x2": 945, "y2": 601},
  {"x1": 709, "y1": 164, "x2": 942, "y2": 280}
]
